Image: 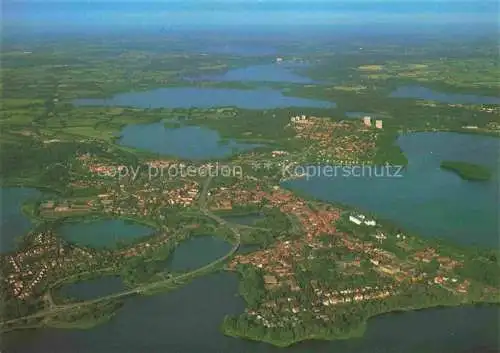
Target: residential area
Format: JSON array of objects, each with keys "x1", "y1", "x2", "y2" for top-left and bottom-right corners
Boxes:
[
  {"x1": 211, "y1": 180, "x2": 497, "y2": 331},
  {"x1": 288, "y1": 115, "x2": 378, "y2": 164}
]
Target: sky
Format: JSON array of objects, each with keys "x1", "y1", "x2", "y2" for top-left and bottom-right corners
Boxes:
[{"x1": 2, "y1": 0, "x2": 498, "y2": 30}]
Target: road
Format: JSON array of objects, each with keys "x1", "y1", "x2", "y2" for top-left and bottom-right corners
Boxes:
[
  {"x1": 1, "y1": 176, "x2": 241, "y2": 330},
  {"x1": 198, "y1": 175, "x2": 213, "y2": 209}
]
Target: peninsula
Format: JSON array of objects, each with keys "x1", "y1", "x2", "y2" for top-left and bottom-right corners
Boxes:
[
  {"x1": 1, "y1": 32, "x2": 499, "y2": 352},
  {"x1": 440, "y1": 161, "x2": 492, "y2": 181}
]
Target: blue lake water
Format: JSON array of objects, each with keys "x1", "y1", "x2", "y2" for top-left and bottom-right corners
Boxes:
[
  {"x1": 73, "y1": 87, "x2": 335, "y2": 109},
  {"x1": 58, "y1": 219, "x2": 154, "y2": 249},
  {"x1": 6, "y1": 82, "x2": 500, "y2": 353},
  {"x1": 192, "y1": 63, "x2": 315, "y2": 84},
  {"x1": 0, "y1": 187, "x2": 41, "y2": 254},
  {"x1": 284, "y1": 132, "x2": 500, "y2": 247},
  {"x1": 2, "y1": 272, "x2": 498, "y2": 353},
  {"x1": 165, "y1": 236, "x2": 232, "y2": 272},
  {"x1": 58, "y1": 276, "x2": 125, "y2": 301},
  {"x1": 390, "y1": 86, "x2": 500, "y2": 104},
  {"x1": 119, "y1": 122, "x2": 262, "y2": 159}
]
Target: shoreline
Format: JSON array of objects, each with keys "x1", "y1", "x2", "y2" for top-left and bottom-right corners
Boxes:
[{"x1": 221, "y1": 300, "x2": 500, "y2": 348}]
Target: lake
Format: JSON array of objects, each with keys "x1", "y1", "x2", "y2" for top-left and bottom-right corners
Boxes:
[
  {"x1": 58, "y1": 219, "x2": 154, "y2": 249},
  {"x1": 2, "y1": 272, "x2": 498, "y2": 353},
  {"x1": 0, "y1": 187, "x2": 41, "y2": 254},
  {"x1": 390, "y1": 86, "x2": 500, "y2": 105},
  {"x1": 58, "y1": 276, "x2": 125, "y2": 301},
  {"x1": 165, "y1": 235, "x2": 232, "y2": 272},
  {"x1": 284, "y1": 132, "x2": 500, "y2": 247},
  {"x1": 191, "y1": 63, "x2": 315, "y2": 84},
  {"x1": 119, "y1": 122, "x2": 262, "y2": 159},
  {"x1": 73, "y1": 87, "x2": 335, "y2": 109}
]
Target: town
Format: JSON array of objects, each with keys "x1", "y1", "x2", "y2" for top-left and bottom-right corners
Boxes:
[
  {"x1": 1, "y1": 112, "x2": 498, "y2": 344},
  {"x1": 208, "y1": 178, "x2": 498, "y2": 335},
  {"x1": 288, "y1": 115, "x2": 380, "y2": 164}
]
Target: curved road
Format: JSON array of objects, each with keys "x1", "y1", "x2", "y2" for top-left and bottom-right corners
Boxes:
[{"x1": 1, "y1": 176, "x2": 241, "y2": 329}]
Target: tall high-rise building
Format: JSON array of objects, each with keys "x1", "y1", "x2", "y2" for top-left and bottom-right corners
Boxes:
[
  {"x1": 363, "y1": 116, "x2": 371, "y2": 126},
  {"x1": 375, "y1": 120, "x2": 383, "y2": 129}
]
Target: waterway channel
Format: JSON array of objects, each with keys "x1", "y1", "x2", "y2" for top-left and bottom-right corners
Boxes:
[
  {"x1": 390, "y1": 85, "x2": 500, "y2": 105},
  {"x1": 73, "y1": 87, "x2": 335, "y2": 109},
  {"x1": 119, "y1": 122, "x2": 263, "y2": 159},
  {"x1": 5, "y1": 78, "x2": 500, "y2": 352},
  {"x1": 2, "y1": 273, "x2": 498, "y2": 353},
  {"x1": 190, "y1": 62, "x2": 314, "y2": 84},
  {"x1": 284, "y1": 131, "x2": 499, "y2": 247},
  {"x1": 165, "y1": 235, "x2": 232, "y2": 272},
  {"x1": 0, "y1": 187, "x2": 42, "y2": 254},
  {"x1": 58, "y1": 276, "x2": 126, "y2": 301},
  {"x1": 58, "y1": 219, "x2": 154, "y2": 249}
]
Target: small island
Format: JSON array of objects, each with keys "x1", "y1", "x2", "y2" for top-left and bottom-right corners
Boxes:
[{"x1": 440, "y1": 161, "x2": 492, "y2": 181}]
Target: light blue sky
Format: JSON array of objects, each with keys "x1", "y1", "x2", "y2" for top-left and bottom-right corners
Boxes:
[{"x1": 3, "y1": 0, "x2": 498, "y2": 28}]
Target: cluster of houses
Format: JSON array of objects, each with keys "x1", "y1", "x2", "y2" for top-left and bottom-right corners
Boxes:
[
  {"x1": 412, "y1": 248, "x2": 461, "y2": 270},
  {"x1": 244, "y1": 283, "x2": 396, "y2": 328},
  {"x1": 348, "y1": 213, "x2": 410, "y2": 244},
  {"x1": 363, "y1": 116, "x2": 383, "y2": 129},
  {"x1": 219, "y1": 178, "x2": 484, "y2": 330},
  {"x1": 39, "y1": 200, "x2": 92, "y2": 215},
  {"x1": 4, "y1": 223, "x2": 177, "y2": 301},
  {"x1": 271, "y1": 150, "x2": 288, "y2": 158},
  {"x1": 210, "y1": 184, "x2": 268, "y2": 211},
  {"x1": 87, "y1": 180, "x2": 200, "y2": 219},
  {"x1": 314, "y1": 285, "x2": 394, "y2": 306},
  {"x1": 247, "y1": 305, "x2": 303, "y2": 328},
  {"x1": 146, "y1": 159, "x2": 174, "y2": 169},
  {"x1": 432, "y1": 276, "x2": 469, "y2": 293},
  {"x1": 87, "y1": 163, "x2": 119, "y2": 176},
  {"x1": 349, "y1": 214, "x2": 376, "y2": 226},
  {"x1": 480, "y1": 106, "x2": 498, "y2": 114},
  {"x1": 162, "y1": 182, "x2": 199, "y2": 207},
  {"x1": 226, "y1": 185, "x2": 407, "y2": 290},
  {"x1": 4, "y1": 230, "x2": 96, "y2": 300},
  {"x1": 290, "y1": 115, "x2": 309, "y2": 123},
  {"x1": 77, "y1": 153, "x2": 123, "y2": 178},
  {"x1": 7, "y1": 266, "x2": 49, "y2": 299},
  {"x1": 289, "y1": 115, "x2": 377, "y2": 164},
  {"x1": 225, "y1": 186, "x2": 343, "y2": 290}
]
